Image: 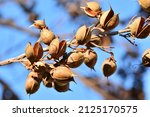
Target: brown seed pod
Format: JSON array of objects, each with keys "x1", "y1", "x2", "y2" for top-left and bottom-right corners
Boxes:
[
  {"x1": 86, "y1": 35, "x2": 102, "y2": 47},
  {"x1": 137, "y1": 23, "x2": 150, "y2": 38},
  {"x1": 105, "y1": 14, "x2": 119, "y2": 30},
  {"x1": 32, "y1": 20, "x2": 46, "y2": 29},
  {"x1": 53, "y1": 82, "x2": 70, "y2": 92},
  {"x1": 138, "y1": 0, "x2": 150, "y2": 12},
  {"x1": 50, "y1": 66, "x2": 74, "y2": 81},
  {"x1": 101, "y1": 56, "x2": 117, "y2": 78},
  {"x1": 49, "y1": 37, "x2": 60, "y2": 58},
  {"x1": 33, "y1": 42, "x2": 43, "y2": 61},
  {"x1": 84, "y1": 49, "x2": 97, "y2": 69},
  {"x1": 25, "y1": 42, "x2": 34, "y2": 62},
  {"x1": 142, "y1": 48, "x2": 150, "y2": 67},
  {"x1": 40, "y1": 28, "x2": 55, "y2": 45},
  {"x1": 55, "y1": 40, "x2": 67, "y2": 59},
  {"x1": 33, "y1": 61, "x2": 46, "y2": 72},
  {"x1": 81, "y1": 2, "x2": 101, "y2": 18},
  {"x1": 75, "y1": 25, "x2": 91, "y2": 45},
  {"x1": 25, "y1": 71, "x2": 41, "y2": 94},
  {"x1": 99, "y1": 8, "x2": 119, "y2": 30},
  {"x1": 67, "y1": 52, "x2": 84, "y2": 68},
  {"x1": 129, "y1": 17, "x2": 145, "y2": 37}
]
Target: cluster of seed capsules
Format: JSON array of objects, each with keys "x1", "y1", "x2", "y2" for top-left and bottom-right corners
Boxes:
[{"x1": 24, "y1": 1, "x2": 150, "y2": 95}]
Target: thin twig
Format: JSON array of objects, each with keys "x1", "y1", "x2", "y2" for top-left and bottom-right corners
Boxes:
[{"x1": 0, "y1": 48, "x2": 49, "y2": 66}]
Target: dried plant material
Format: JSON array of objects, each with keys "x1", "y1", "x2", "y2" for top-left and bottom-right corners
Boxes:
[
  {"x1": 138, "y1": 0, "x2": 150, "y2": 12},
  {"x1": 99, "y1": 8, "x2": 119, "y2": 30},
  {"x1": 33, "y1": 42, "x2": 43, "y2": 61},
  {"x1": 55, "y1": 40, "x2": 67, "y2": 59},
  {"x1": 53, "y1": 82, "x2": 70, "y2": 92},
  {"x1": 101, "y1": 56, "x2": 117, "y2": 78},
  {"x1": 25, "y1": 42, "x2": 34, "y2": 62},
  {"x1": 40, "y1": 28, "x2": 55, "y2": 45},
  {"x1": 86, "y1": 35, "x2": 102, "y2": 47},
  {"x1": 75, "y1": 25, "x2": 91, "y2": 45},
  {"x1": 42, "y1": 74, "x2": 53, "y2": 88},
  {"x1": 81, "y1": 2, "x2": 101, "y2": 17},
  {"x1": 142, "y1": 48, "x2": 150, "y2": 67},
  {"x1": 129, "y1": 17, "x2": 150, "y2": 39},
  {"x1": 48, "y1": 37, "x2": 60, "y2": 58},
  {"x1": 84, "y1": 49, "x2": 97, "y2": 69},
  {"x1": 32, "y1": 20, "x2": 46, "y2": 29},
  {"x1": 25, "y1": 72, "x2": 41, "y2": 94},
  {"x1": 50, "y1": 66, "x2": 74, "y2": 81},
  {"x1": 33, "y1": 61, "x2": 46, "y2": 72},
  {"x1": 67, "y1": 52, "x2": 84, "y2": 68}
]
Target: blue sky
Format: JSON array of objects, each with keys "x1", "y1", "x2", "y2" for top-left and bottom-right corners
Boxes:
[{"x1": 0, "y1": 0, "x2": 150, "y2": 100}]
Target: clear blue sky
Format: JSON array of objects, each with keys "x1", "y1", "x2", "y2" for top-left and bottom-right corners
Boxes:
[{"x1": 0, "y1": 0, "x2": 150, "y2": 100}]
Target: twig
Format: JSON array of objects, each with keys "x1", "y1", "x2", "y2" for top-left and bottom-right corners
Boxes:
[
  {"x1": 0, "y1": 18, "x2": 39, "y2": 37},
  {"x1": 0, "y1": 48, "x2": 49, "y2": 66}
]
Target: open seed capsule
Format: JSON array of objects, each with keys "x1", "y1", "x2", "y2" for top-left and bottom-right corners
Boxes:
[
  {"x1": 142, "y1": 48, "x2": 150, "y2": 67},
  {"x1": 101, "y1": 56, "x2": 117, "y2": 78},
  {"x1": 138, "y1": 0, "x2": 150, "y2": 12},
  {"x1": 67, "y1": 52, "x2": 84, "y2": 68}
]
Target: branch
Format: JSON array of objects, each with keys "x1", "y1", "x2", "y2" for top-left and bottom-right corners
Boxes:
[
  {"x1": 0, "y1": 18, "x2": 39, "y2": 37},
  {"x1": 0, "y1": 48, "x2": 49, "y2": 66}
]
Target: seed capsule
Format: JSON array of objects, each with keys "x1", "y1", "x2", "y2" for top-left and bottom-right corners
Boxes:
[
  {"x1": 75, "y1": 25, "x2": 91, "y2": 45},
  {"x1": 40, "y1": 28, "x2": 55, "y2": 45},
  {"x1": 53, "y1": 82, "x2": 70, "y2": 92},
  {"x1": 81, "y1": 2, "x2": 101, "y2": 17},
  {"x1": 99, "y1": 8, "x2": 119, "y2": 30},
  {"x1": 67, "y1": 52, "x2": 84, "y2": 68},
  {"x1": 138, "y1": 0, "x2": 150, "y2": 12},
  {"x1": 84, "y1": 49, "x2": 97, "y2": 69},
  {"x1": 25, "y1": 72, "x2": 41, "y2": 94},
  {"x1": 32, "y1": 20, "x2": 46, "y2": 29},
  {"x1": 101, "y1": 56, "x2": 117, "y2": 78},
  {"x1": 25, "y1": 42, "x2": 34, "y2": 62},
  {"x1": 142, "y1": 48, "x2": 150, "y2": 67},
  {"x1": 42, "y1": 73, "x2": 53, "y2": 88},
  {"x1": 48, "y1": 37, "x2": 60, "y2": 58},
  {"x1": 50, "y1": 66, "x2": 74, "y2": 81},
  {"x1": 129, "y1": 17, "x2": 150, "y2": 39},
  {"x1": 33, "y1": 42, "x2": 43, "y2": 61},
  {"x1": 86, "y1": 35, "x2": 102, "y2": 47}
]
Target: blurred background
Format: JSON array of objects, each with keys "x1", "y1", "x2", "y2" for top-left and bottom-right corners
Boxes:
[{"x1": 0, "y1": 0, "x2": 150, "y2": 100}]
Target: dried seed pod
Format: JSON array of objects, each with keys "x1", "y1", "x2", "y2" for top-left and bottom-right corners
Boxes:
[
  {"x1": 137, "y1": 24, "x2": 150, "y2": 38},
  {"x1": 27, "y1": 71, "x2": 42, "y2": 82},
  {"x1": 33, "y1": 42, "x2": 43, "y2": 61},
  {"x1": 87, "y1": 2, "x2": 101, "y2": 12},
  {"x1": 53, "y1": 82, "x2": 70, "y2": 92},
  {"x1": 84, "y1": 49, "x2": 97, "y2": 69},
  {"x1": 50, "y1": 66, "x2": 74, "y2": 81},
  {"x1": 142, "y1": 48, "x2": 150, "y2": 67},
  {"x1": 49, "y1": 37, "x2": 60, "y2": 58},
  {"x1": 25, "y1": 42, "x2": 34, "y2": 62},
  {"x1": 21, "y1": 60, "x2": 32, "y2": 70},
  {"x1": 100, "y1": 8, "x2": 114, "y2": 28},
  {"x1": 105, "y1": 14, "x2": 119, "y2": 30},
  {"x1": 81, "y1": 2, "x2": 101, "y2": 17},
  {"x1": 32, "y1": 20, "x2": 46, "y2": 29},
  {"x1": 25, "y1": 77, "x2": 40, "y2": 94},
  {"x1": 55, "y1": 40, "x2": 67, "y2": 59},
  {"x1": 138, "y1": 0, "x2": 150, "y2": 12},
  {"x1": 40, "y1": 28, "x2": 55, "y2": 45},
  {"x1": 86, "y1": 35, "x2": 102, "y2": 47},
  {"x1": 67, "y1": 52, "x2": 84, "y2": 68},
  {"x1": 99, "y1": 8, "x2": 119, "y2": 30},
  {"x1": 75, "y1": 25, "x2": 91, "y2": 45},
  {"x1": 25, "y1": 71, "x2": 41, "y2": 94},
  {"x1": 129, "y1": 17, "x2": 145, "y2": 36},
  {"x1": 101, "y1": 56, "x2": 117, "y2": 78}
]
